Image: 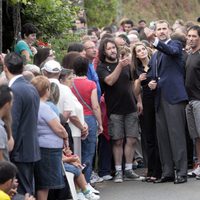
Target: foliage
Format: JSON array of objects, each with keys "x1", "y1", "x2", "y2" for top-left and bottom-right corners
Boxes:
[
  {"x1": 8, "y1": 0, "x2": 82, "y2": 61},
  {"x1": 20, "y1": 0, "x2": 79, "y2": 39},
  {"x1": 48, "y1": 33, "x2": 81, "y2": 62},
  {"x1": 84, "y1": 0, "x2": 118, "y2": 28}
]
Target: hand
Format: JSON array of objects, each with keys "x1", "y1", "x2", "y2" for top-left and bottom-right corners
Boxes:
[
  {"x1": 137, "y1": 101, "x2": 143, "y2": 115},
  {"x1": 63, "y1": 138, "x2": 69, "y2": 149},
  {"x1": 139, "y1": 73, "x2": 147, "y2": 82},
  {"x1": 144, "y1": 27, "x2": 156, "y2": 42},
  {"x1": 118, "y1": 57, "x2": 131, "y2": 68},
  {"x1": 72, "y1": 161, "x2": 83, "y2": 169},
  {"x1": 98, "y1": 124, "x2": 103, "y2": 134},
  {"x1": 24, "y1": 193, "x2": 35, "y2": 200},
  {"x1": 30, "y1": 46, "x2": 37, "y2": 56},
  {"x1": 81, "y1": 123, "x2": 88, "y2": 135},
  {"x1": 8, "y1": 178, "x2": 18, "y2": 198},
  {"x1": 0, "y1": 53, "x2": 6, "y2": 65},
  {"x1": 148, "y1": 80, "x2": 157, "y2": 90},
  {"x1": 8, "y1": 188, "x2": 17, "y2": 198}
]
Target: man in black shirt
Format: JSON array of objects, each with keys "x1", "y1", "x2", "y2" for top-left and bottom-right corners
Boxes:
[
  {"x1": 185, "y1": 25, "x2": 200, "y2": 179},
  {"x1": 97, "y1": 38, "x2": 143, "y2": 183}
]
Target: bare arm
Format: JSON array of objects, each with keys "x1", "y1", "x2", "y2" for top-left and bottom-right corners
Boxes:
[
  {"x1": 0, "y1": 150, "x2": 3, "y2": 161},
  {"x1": 8, "y1": 136, "x2": 14, "y2": 152},
  {"x1": 104, "y1": 57, "x2": 130, "y2": 86},
  {"x1": 69, "y1": 116, "x2": 88, "y2": 135},
  {"x1": 133, "y1": 81, "x2": 143, "y2": 115},
  {"x1": 21, "y1": 50, "x2": 32, "y2": 62},
  {"x1": 134, "y1": 79, "x2": 142, "y2": 97},
  {"x1": 48, "y1": 119, "x2": 68, "y2": 139},
  {"x1": 91, "y1": 89, "x2": 103, "y2": 133},
  {"x1": 62, "y1": 111, "x2": 71, "y2": 121}
]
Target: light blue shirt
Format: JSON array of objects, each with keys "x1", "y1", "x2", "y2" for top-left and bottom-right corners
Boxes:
[{"x1": 37, "y1": 102, "x2": 63, "y2": 148}]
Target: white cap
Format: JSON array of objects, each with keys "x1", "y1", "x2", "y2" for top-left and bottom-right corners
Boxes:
[{"x1": 42, "y1": 60, "x2": 62, "y2": 73}]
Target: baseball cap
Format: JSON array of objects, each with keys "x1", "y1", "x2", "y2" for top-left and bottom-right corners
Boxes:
[{"x1": 42, "y1": 60, "x2": 62, "y2": 73}]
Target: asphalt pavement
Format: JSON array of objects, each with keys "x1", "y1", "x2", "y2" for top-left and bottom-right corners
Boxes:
[{"x1": 95, "y1": 169, "x2": 200, "y2": 200}]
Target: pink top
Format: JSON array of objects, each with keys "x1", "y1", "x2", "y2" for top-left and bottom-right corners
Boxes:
[{"x1": 72, "y1": 77, "x2": 96, "y2": 116}]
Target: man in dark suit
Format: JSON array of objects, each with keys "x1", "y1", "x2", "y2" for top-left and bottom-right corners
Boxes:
[
  {"x1": 3, "y1": 52, "x2": 40, "y2": 194},
  {"x1": 144, "y1": 20, "x2": 188, "y2": 184}
]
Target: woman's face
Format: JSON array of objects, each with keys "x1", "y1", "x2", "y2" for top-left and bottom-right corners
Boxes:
[
  {"x1": 26, "y1": 33, "x2": 37, "y2": 45},
  {"x1": 62, "y1": 73, "x2": 74, "y2": 88},
  {"x1": 135, "y1": 45, "x2": 148, "y2": 60}
]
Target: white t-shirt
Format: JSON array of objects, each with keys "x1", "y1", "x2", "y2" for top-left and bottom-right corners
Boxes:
[
  {"x1": 49, "y1": 79, "x2": 76, "y2": 116},
  {"x1": 69, "y1": 93, "x2": 85, "y2": 137}
]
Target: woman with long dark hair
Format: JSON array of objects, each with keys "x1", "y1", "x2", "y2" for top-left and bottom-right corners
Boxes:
[{"x1": 131, "y1": 42, "x2": 161, "y2": 182}]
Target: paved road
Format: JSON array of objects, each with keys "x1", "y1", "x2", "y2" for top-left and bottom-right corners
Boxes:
[{"x1": 95, "y1": 170, "x2": 200, "y2": 200}]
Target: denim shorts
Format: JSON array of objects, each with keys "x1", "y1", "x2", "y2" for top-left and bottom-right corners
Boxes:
[
  {"x1": 64, "y1": 163, "x2": 81, "y2": 177},
  {"x1": 108, "y1": 112, "x2": 139, "y2": 140},
  {"x1": 34, "y1": 148, "x2": 65, "y2": 190}
]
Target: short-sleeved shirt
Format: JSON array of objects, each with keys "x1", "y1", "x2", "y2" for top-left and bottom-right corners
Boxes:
[
  {"x1": 0, "y1": 190, "x2": 10, "y2": 200},
  {"x1": 68, "y1": 94, "x2": 85, "y2": 137},
  {"x1": 71, "y1": 77, "x2": 96, "y2": 116},
  {"x1": 49, "y1": 79, "x2": 76, "y2": 117},
  {"x1": 87, "y1": 63, "x2": 101, "y2": 101},
  {"x1": 97, "y1": 62, "x2": 137, "y2": 117},
  {"x1": 15, "y1": 40, "x2": 33, "y2": 57},
  {"x1": 0, "y1": 119, "x2": 9, "y2": 161},
  {"x1": 185, "y1": 50, "x2": 200, "y2": 101},
  {"x1": 37, "y1": 101, "x2": 63, "y2": 148}
]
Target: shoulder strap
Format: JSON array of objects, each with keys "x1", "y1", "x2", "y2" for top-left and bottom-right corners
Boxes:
[{"x1": 72, "y1": 81, "x2": 93, "y2": 111}]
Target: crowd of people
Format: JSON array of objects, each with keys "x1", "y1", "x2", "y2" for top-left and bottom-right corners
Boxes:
[{"x1": 0, "y1": 12, "x2": 200, "y2": 200}]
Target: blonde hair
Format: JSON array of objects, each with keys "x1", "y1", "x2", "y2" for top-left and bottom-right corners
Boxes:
[{"x1": 31, "y1": 75, "x2": 50, "y2": 97}]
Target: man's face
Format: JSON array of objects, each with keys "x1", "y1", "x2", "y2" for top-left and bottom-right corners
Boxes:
[
  {"x1": 124, "y1": 23, "x2": 132, "y2": 33},
  {"x1": 155, "y1": 22, "x2": 170, "y2": 41},
  {"x1": 75, "y1": 20, "x2": 84, "y2": 29},
  {"x1": 105, "y1": 42, "x2": 118, "y2": 62},
  {"x1": 187, "y1": 29, "x2": 200, "y2": 51},
  {"x1": 84, "y1": 41, "x2": 97, "y2": 60}
]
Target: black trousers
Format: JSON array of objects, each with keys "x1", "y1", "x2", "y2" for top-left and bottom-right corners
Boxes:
[
  {"x1": 140, "y1": 97, "x2": 161, "y2": 178},
  {"x1": 97, "y1": 134, "x2": 113, "y2": 177}
]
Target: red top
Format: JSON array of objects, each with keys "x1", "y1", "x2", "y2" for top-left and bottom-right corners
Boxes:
[{"x1": 72, "y1": 77, "x2": 96, "y2": 116}]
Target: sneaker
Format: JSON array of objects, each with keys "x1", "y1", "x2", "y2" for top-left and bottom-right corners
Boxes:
[
  {"x1": 101, "y1": 175, "x2": 113, "y2": 181},
  {"x1": 85, "y1": 191, "x2": 100, "y2": 200},
  {"x1": 90, "y1": 172, "x2": 104, "y2": 184},
  {"x1": 196, "y1": 174, "x2": 200, "y2": 180},
  {"x1": 188, "y1": 164, "x2": 200, "y2": 177},
  {"x1": 87, "y1": 183, "x2": 100, "y2": 195},
  {"x1": 114, "y1": 171, "x2": 123, "y2": 183},
  {"x1": 132, "y1": 160, "x2": 138, "y2": 170},
  {"x1": 77, "y1": 192, "x2": 88, "y2": 200},
  {"x1": 124, "y1": 169, "x2": 145, "y2": 181}
]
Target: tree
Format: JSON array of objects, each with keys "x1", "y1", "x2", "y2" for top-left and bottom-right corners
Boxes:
[{"x1": 84, "y1": 0, "x2": 118, "y2": 28}]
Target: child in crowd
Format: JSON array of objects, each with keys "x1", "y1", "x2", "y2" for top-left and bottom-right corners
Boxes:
[
  {"x1": 62, "y1": 147, "x2": 100, "y2": 200},
  {"x1": 0, "y1": 161, "x2": 35, "y2": 200},
  {"x1": 0, "y1": 161, "x2": 17, "y2": 200}
]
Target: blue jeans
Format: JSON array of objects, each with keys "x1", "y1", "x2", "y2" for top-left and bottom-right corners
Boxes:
[{"x1": 82, "y1": 115, "x2": 97, "y2": 183}]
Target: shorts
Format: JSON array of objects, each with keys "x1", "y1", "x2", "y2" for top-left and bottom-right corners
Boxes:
[
  {"x1": 108, "y1": 112, "x2": 139, "y2": 140},
  {"x1": 35, "y1": 148, "x2": 65, "y2": 190},
  {"x1": 64, "y1": 163, "x2": 81, "y2": 177},
  {"x1": 186, "y1": 100, "x2": 200, "y2": 139}
]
